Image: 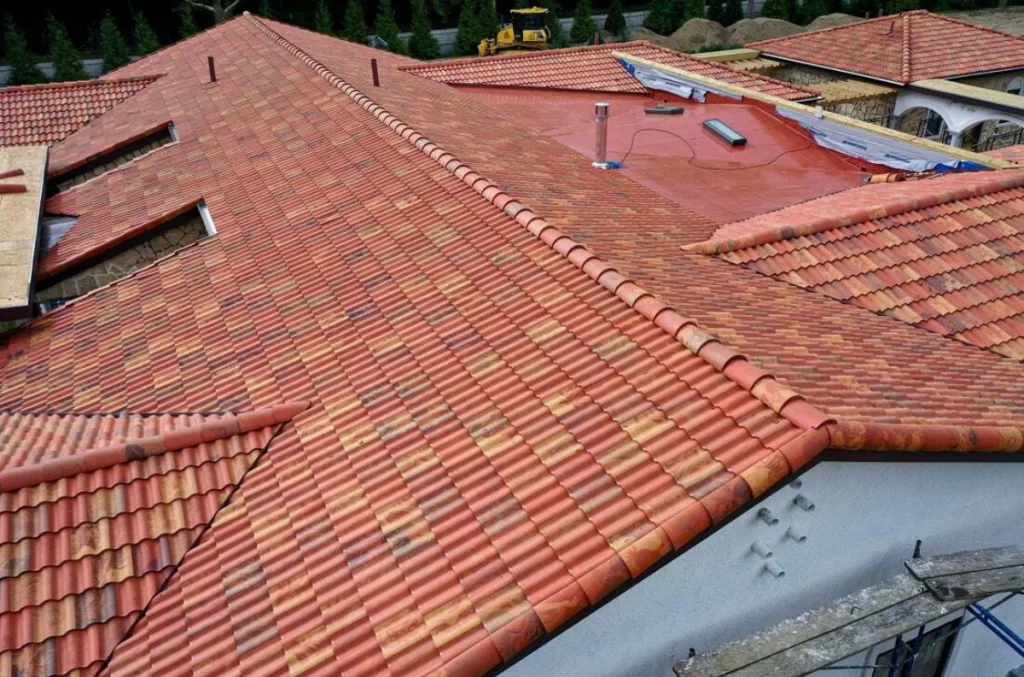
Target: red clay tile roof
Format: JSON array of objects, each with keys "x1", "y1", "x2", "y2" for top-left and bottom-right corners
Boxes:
[
  {"x1": 686, "y1": 170, "x2": 1024, "y2": 361},
  {"x1": 750, "y1": 10, "x2": 1024, "y2": 84},
  {"x1": 988, "y1": 144, "x2": 1024, "y2": 165},
  {"x1": 402, "y1": 41, "x2": 819, "y2": 101},
  {"x1": 0, "y1": 14, "x2": 837, "y2": 677},
  {"x1": 0, "y1": 76, "x2": 159, "y2": 147},
  {"x1": 0, "y1": 404, "x2": 301, "y2": 677}
]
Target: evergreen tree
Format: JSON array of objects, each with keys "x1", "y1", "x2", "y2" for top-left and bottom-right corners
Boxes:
[
  {"x1": 604, "y1": 0, "x2": 627, "y2": 36},
  {"x1": 760, "y1": 0, "x2": 789, "y2": 18},
  {"x1": 513, "y1": 0, "x2": 530, "y2": 7},
  {"x1": 408, "y1": 0, "x2": 440, "y2": 57},
  {"x1": 3, "y1": 16, "x2": 45, "y2": 85},
  {"x1": 643, "y1": 0, "x2": 675, "y2": 34},
  {"x1": 344, "y1": 0, "x2": 369, "y2": 42},
  {"x1": 100, "y1": 13, "x2": 131, "y2": 72},
  {"x1": 570, "y1": 0, "x2": 598, "y2": 42},
  {"x1": 177, "y1": 3, "x2": 198, "y2": 38},
  {"x1": 722, "y1": 0, "x2": 744, "y2": 23},
  {"x1": 47, "y1": 15, "x2": 87, "y2": 82},
  {"x1": 670, "y1": 0, "x2": 687, "y2": 30},
  {"x1": 374, "y1": 0, "x2": 406, "y2": 53},
  {"x1": 686, "y1": 0, "x2": 707, "y2": 18},
  {"x1": 315, "y1": 0, "x2": 334, "y2": 34},
  {"x1": 887, "y1": 0, "x2": 919, "y2": 11},
  {"x1": 135, "y1": 12, "x2": 161, "y2": 55},
  {"x1": 707, "y1": 0, "x2": 724, "y2": 23},
  {"x1": 540, "y1": 0, "x2": 568, "y2": 46},
  {"x1": 800, "y1": 0, "x2": 827, "y2": 21},
  {"x1": 258, "y1": 0, "x2": 276, "y2": 19},
  {"x1": 454, "y1": 0, "x2": 483, "y2": 54},
  {"x1": 479, "y1": 0, "x2": 500, "y2": 40}
]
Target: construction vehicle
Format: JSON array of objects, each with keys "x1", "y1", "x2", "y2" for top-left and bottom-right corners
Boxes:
[{"x1": 478, "y1": 7, "x2": 552, "y2": 56}]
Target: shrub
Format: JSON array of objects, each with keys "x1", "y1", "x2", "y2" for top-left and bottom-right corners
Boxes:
[
  {"x1": 100, "y1": 13, "x2": 130, "y2": 72},
  {"x1": 344, "y1": 0, "x2": 369, "y2": 43},
  {"x1": 135, "y1": 12, "x2": 161, "y2": 55},
  {"x1": 454, "y1": 0, "x2": 483, "y2": 54},
  {"x1": 604, "y1": 0, "x2": 627, "y2": 35},
  {"x1": 570, "y1": 0, "x2": 598, "y2": 42},
  {"x1": 177, "y1": 3, "x2": 198, "y2": 38},
  {"x1": 315, "y1": 0, "x2": 334, "y2": 34},
  {"x1": 3, "y1": 16, "x2": 45, "y2": 85},
  {"x1": 47, "y1": 15, "x2": 87, "y2": 82}
]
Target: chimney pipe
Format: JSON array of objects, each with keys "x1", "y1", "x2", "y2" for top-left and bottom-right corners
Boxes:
[
  {"x1": 208, "y1": 56, "x2": 217, "y2": 83},
  {"x1": 594, "y1": 102, "x2": 610, "y2": 167},
  {"x1": 371, "y1": 58, "x2": 380, "y2": 87}
]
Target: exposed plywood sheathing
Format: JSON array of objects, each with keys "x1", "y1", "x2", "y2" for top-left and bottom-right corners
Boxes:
[
  {"x1": 0, "y1": 145, "x2": 47, "y2": 317},
  {"x1": 809, "y1": 78, "x2": 898, "y2": 104}
]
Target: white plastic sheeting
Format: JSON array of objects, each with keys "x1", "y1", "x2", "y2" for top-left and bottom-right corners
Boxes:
[{"x1": 615, "y1": 57, "x2": 742, "y2": 104}]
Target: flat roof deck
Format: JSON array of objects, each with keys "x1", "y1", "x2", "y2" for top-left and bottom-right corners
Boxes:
[{"x1": 463, "y1": 88, "x2": 872, "y2": 223}]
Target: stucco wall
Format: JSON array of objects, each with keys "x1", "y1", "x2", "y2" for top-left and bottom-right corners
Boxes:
[
  {"x1": 36, "y1": 216, "x2": 206, "y2": 302},
  {"x1": 502, "y1": 461, "x2": 1024, "y2": 677}
]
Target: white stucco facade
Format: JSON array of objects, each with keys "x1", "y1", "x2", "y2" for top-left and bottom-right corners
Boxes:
[{"x1": 502, "y1": 460, "x2": 1024, "y2": 677}]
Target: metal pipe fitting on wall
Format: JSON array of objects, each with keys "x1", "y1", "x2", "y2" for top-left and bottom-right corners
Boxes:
[
  {"x1": 757, "y1": 507, "x2": 779, "y2": 526},
  {"x1": 764, "y1": 560, "x2": 786, "y2": 578},
  {"x1": 751, "y1": 540, "x2": 773, "y2": 559}
]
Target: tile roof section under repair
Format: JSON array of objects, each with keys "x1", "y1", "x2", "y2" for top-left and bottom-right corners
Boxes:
[
  {"x1": 749, "y1": 10, "x2": 1024, "y2": 84},
  {"x1": 987, "y1": 145, "x2": 1024, "y2": 165},
  {"x1": 0, "y1": 404, "x2": 303, "y2": 677},
  {"x1": 256, "y1": 19, "x2": 1024, "y2": 430},
  {"x1": 0, "y1": 77, "x2": 160, "y2": 147},
  {"x1": 402, "y1": 41, "x2": 818, "y2": 101},
  {"x1": 686, "y1": 170, "x2": 1024, "y2": 361},
  {"x1": 0, "y1": 14, "x2": 835, "y2": 677}
]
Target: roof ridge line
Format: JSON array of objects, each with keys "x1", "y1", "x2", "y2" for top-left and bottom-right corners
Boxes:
[
  {"x1": 400, "y1": 40, "x2": 639, "y2": 72},
  {"x1": 926, "y1": 10, "x2": 1024, "y2": 43},
  {"x1": 749, "y1": 12, "x2": 898, "y2": 47},
  {"x1": 0, "y1": 75, "x2": 161, "y2": 95},
  {"x1": 683, "y1": 170, "x2": 1024, "y2": 255},
  {"x1": 241, "y1": 12, "x2": 834, "y2": 435},
  {"x1": 827, "y1": 419, "x2": 1024, "y2": 452},
  {"x1": 0, "y1": 402, "x2": 308, "y2": 492},
  {"x1": 902, "y1": 11, "x2": 912, "y2": 83}
]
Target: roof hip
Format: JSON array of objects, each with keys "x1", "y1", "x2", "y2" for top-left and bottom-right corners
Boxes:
[{"x1": 241, "y1": 11, "x2": 833, "y2": 436}]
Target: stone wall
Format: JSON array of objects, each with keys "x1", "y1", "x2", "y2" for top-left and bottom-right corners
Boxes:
[
  {"x1": 767, "y1": 63, "x2": 845, "y2": 86},
  {"x1": 823, "y1": 95, "x2": 896, "y2": 125},
  {"x1": 959, "y1": 69, "x2": 1024, "y2": 93},
  {"x1": 36, "y1": 216, "x2": 206, "y2": 303}
]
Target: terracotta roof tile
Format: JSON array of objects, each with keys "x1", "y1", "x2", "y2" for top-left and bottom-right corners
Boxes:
[
  {"x1": 0, "y1": 15, "x2": 832, "y2": 677},
  {"x1": 689, "y1": 170, "x2": 1024, "y2": 361},
  {"x1": 0, "y1": 77, "x2": 159, "y2": 146},
  {"x1": 987, "y1": 144, "x2": 1024, "y2": 165},
  {"x1": 403, "y1": 41, "x2": 818, "y2": 101},
  {"x1": 0, "y1": 405, "x2": 299, "y2": 677},
  {"x1": 750, "y1": 10, "x2": 1024, "y2": 84}
]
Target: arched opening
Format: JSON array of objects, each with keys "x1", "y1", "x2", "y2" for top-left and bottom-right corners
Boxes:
[
  {"x1": 896, "y1": 106, "x2": 950, "y2": 144},
  {"x1": 958, "y1": 118, "x2": 1024, "y2": 153},
  {"x1": 1007, "y1": 77, "x2": 1024, "y2": 97}
]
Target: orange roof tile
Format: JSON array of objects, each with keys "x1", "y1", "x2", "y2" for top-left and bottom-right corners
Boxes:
[
  {"x1": 0, "y1": 404, "x2": 301, "y2": 677},
  {"x1": 687, "y1": 170, "x2": 1024, "y2": 361},
  {"x1": 403, "y1": 41, "x2": 818, "y2": 101},
  {"x1": 0, "y1": 76, "x2": 159, "y2": 146},
  {"x1": 987, "y1": 144, "x2": 1024, "y2": 165},
  {"x1": 750, "y1": 10, "x2": 1024, "y2": 84},
  {"x1": 0, "y1": 14, "x2": 836, "y2": 677}
]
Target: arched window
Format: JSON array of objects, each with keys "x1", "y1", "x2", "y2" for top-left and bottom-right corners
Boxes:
[{"x1": 1007, "y1": 77, "x2": 1024, "y2": 96}]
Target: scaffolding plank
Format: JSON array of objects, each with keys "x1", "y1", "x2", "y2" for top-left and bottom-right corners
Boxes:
[
  {"x1": 906, "y1": 545, "x2": 1024, "y2": 579},
  {"x1": 925, "y1": 564, "x2": 1024, "y2": 601}
]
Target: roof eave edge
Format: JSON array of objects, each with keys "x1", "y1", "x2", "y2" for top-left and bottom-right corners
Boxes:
[{"x1": 826, "y1": 420, "x2": 1024, "y2": 453}]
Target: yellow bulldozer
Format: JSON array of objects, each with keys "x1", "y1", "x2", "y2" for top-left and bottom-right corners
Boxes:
[{"x1": 478, "y1": 7, "x2": 552, "y2": 56}]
